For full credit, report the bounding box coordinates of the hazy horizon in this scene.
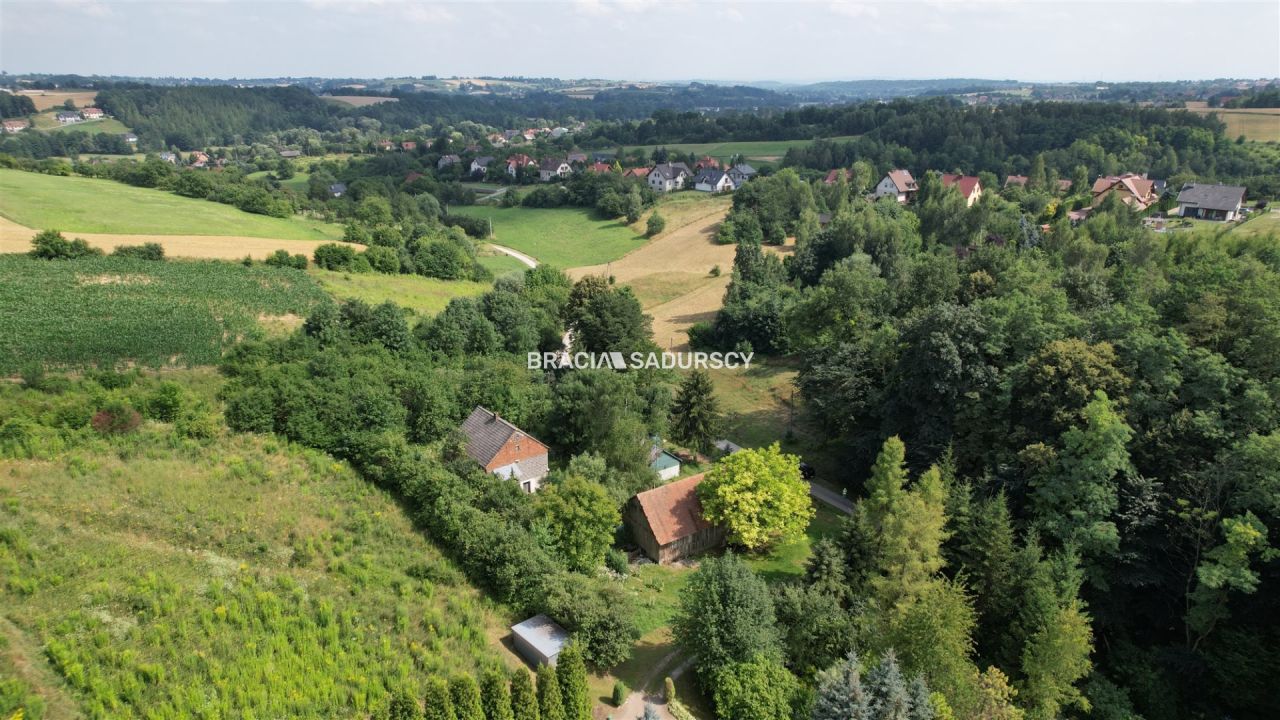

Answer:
[2,1,1277,83]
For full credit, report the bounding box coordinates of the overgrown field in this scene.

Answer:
[310,267,490,317]
[0,169,344,241]
[1182,103,1280,143]
[447,205,645,268]
[0,255,330,374]
[0,373,510,718]
[620,135,862,162]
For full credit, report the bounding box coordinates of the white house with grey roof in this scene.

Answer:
[1176,183,1247,222]
[459,406,549,493]
[727,163,757,187]
[648,162,692,192]
[694,168,735,193]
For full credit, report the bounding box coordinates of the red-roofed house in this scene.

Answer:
[1091,173,1157,210]
[623,167,651,179]
[625,473,725,564]
[824,168,851,185]
[459,406,550,493]
[2,119,29,134]
[1004,175,1029,188]
[506,153,536,178]
[873,169,919,203]
[80,107,105,120]
[400,141,418,152]
[586,161,613,174]
[941,174,984,206]
[375,140,394,151]
[695,156,722,171]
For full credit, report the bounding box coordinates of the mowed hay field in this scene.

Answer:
[0,382,513,717]
[31,113,131,136]
[16,89,98,111]
[0,254,330,373]
[0,169,345,243]
[1182,102,1280,143]
[568,194,790,350]
[447,205,646,268]
[320,95,400,107]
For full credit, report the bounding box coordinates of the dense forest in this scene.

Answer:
[691,169,1280,718]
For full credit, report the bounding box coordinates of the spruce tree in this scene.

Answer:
[510,669,539,720]
[812,651,870,720]
[906,675,935,720]
[556,643,591,720]
[480,669,515,720]
[536,664,566,720]
[423,675,457,720]
[386,689,424,720]
[451,675,486,720]
[865,651,911,720]
[670,369,722,455]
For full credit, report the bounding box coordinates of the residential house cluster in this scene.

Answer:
[55,107,106,124]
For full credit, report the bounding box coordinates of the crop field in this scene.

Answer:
[15,90,98,111]
[0,375,511,718]
[447,205,646,268]
[1181,103,1280,143]
[0,255,330,374]
[320,95,399,107]
[621,135,862,163]
[0,169,344,241]
[310,268,490,318]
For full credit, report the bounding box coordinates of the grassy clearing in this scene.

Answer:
[476,251,531,276]
[447,205,646,268]
[0,169,344,241]
[0,255,329,374]
[247,169,311,194]
[0,373,510,718]
[1230,210,1280,238]
[310,267,490,318]
[38,117,131,136]
[621,136,862,163]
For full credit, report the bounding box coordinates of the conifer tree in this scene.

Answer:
[423,676,456,720]
[387,689,424,720]
[451,675,486,720]
[812,651,870,720]
[536,664,566,720]
[670,369,722,455]
[555,643,591,720]
[865,651,912,720]
[510,670,539,720]
[480,669,515,720]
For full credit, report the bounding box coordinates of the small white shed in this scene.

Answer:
[510,614,569,667]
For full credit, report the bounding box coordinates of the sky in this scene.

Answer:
[1,0,1278,83]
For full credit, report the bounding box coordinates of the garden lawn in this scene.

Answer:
[0,169,344,241]
[310,268,490,318]
[447,205,646,268]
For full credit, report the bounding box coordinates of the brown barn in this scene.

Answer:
[625,473,725,564]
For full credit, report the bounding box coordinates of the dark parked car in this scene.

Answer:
[799,461,816,480]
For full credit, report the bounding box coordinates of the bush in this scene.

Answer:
[612,680,628,707]
[313,243,358,271]
[265,249,308,270]
[175,405,219,439]
[363,246,401,274]
[91,399,142,435]
[664,677,676,703]
[112,243,166,261]
[646,212,666,237]
[709,265,721,277]
[605,548,629,577]
[145,381,185,422]
[30,229,102,260]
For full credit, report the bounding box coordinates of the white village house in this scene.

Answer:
[539,158,572,182]
[693,168,735,193]
[648,162,692,192]
[874,169,919,203]
[1176,183,1247,222]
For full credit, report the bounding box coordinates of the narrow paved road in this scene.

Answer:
[809,481,854,515]
[486,242,538,269]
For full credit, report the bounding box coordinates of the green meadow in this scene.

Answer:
[447,205,646,268]
[310,267,491,318]
[0,169,344,240]
[621,135,863,162]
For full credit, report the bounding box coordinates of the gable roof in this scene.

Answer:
[540,157,569,172]
[652,162,691,180]
[694,168,729,185]
[1176,183,1247,211]
[1092,173,1155,200]
[632,473,714,546]
[824,168,851,185]
[459,406,547,468]
[885,169,917,192]
[624,167,651,178]
[1004,175,1029,187]
[941,173,982,199]
[729,163,757,177]
[473,156,495,167]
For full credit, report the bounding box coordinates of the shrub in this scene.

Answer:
[145,381,185,422]
[612,680,627,707]
[363,246,401,274]
[605,548,629,577]
[709,265,721,277]
[313,243,358,271]
[176,404,219,439]
[646,212,666,237]
[664,677,676,703]
[91,399,142,435]
[30,229,102,260]
[265,249,308,270]
[112,243,166,261]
